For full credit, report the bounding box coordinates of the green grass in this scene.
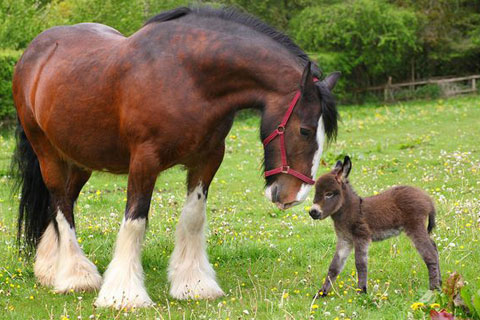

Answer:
[0,95,479,319]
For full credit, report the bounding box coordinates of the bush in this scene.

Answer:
[0,50,22,120]
[289,0,420,100]
[0,0,44,50]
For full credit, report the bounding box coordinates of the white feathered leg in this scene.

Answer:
[95,218,153,309]
[168,184,224,299]
[34,222,58,286]
[54,211,102,292]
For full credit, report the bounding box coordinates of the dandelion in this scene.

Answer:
[411,302,425,310]
[430,303,440,309]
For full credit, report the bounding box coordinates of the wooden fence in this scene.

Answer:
[360,75,480,101]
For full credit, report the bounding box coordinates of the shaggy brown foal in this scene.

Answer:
[309,156,441,297]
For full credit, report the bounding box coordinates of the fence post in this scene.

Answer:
[473,78,476,92]
[384,77,392,102]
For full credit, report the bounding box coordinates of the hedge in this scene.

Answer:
[0,50,22,120]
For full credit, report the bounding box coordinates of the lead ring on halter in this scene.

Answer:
[262,78,320,185]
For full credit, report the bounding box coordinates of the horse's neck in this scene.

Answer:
[187,59,301,129]
[185,40,302,112]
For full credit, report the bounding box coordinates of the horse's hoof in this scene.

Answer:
[94,294,154,309]
[53,260,102,293]
[169,272,224,300]
[95,281,154,309]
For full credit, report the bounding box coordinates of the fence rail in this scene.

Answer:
[360,75,480,101]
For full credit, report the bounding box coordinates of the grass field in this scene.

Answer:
[0,95,479,319]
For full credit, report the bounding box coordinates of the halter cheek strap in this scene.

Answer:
[262,78,320,185]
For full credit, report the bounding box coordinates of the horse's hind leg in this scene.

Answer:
[95,148,158,308]
[406,227,441,290]
[53,165,102,293]
[169,146,225,300]
[35,157,101,292]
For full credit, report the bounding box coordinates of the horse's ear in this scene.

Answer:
[342,156,352,179]
[300,61,315,93]
[323,71,341,91]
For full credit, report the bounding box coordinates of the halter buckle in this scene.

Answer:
[281,165,290,173]
[277,125,285,134]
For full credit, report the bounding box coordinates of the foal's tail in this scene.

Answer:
[427,208,436,234]
[11,120,51,253]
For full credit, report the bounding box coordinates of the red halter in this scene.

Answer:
[262,78,320,185]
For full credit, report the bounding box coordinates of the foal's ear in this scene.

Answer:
[332,160,343,174]
[342,156,352,179]
[300,61,315,93]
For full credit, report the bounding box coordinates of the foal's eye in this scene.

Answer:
[300,127,311,137]
[325,192,334,199]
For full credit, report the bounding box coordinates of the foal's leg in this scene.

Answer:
[431,240,442,286]
[354,238,370,293]
[35,156,101,292]
[318,236,353,297]
[169,147,225,300]
[406,227,441,290]
[95,150,158,308]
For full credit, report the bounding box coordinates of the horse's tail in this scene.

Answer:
[11,120,51,253]
[427,207,436,234]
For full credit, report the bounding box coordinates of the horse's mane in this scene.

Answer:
[145,7,319,75]
[145,6,337,142]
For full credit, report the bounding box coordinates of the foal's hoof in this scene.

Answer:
[356,287,367,294]
[313,290,328,299]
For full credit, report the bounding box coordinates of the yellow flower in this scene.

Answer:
[312,304,319,309]
[430,303,441,309]
[282,292,289,299]
[411,302,425,310]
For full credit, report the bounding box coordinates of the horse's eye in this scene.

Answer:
[325,192,334,199]
[300,127,311,137]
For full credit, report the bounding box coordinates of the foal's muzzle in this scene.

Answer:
[309,205,323,220]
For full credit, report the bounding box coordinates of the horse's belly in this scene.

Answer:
[39,103,131,172]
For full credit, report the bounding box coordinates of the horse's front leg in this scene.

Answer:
[95,150,159,309]
[169,146,225,300]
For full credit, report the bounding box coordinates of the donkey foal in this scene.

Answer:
[309,156,441,297]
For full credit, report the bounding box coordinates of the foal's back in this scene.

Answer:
[363,186,435,239]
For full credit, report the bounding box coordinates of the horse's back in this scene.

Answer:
[13,23,130,172]
[14,22,125,116]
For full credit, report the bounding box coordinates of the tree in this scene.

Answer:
[289,0,419,91]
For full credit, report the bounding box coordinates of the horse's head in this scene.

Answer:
[261,62,340,209]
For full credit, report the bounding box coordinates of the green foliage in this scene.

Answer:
[290,0,419,93]
[0,0,44,49]
[401,0,480,78]
[0,50,22,120]
[461,281,480,319]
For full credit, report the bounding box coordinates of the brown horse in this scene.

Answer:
[12,7,339,308]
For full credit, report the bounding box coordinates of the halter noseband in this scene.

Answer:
[262,78,320,185]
